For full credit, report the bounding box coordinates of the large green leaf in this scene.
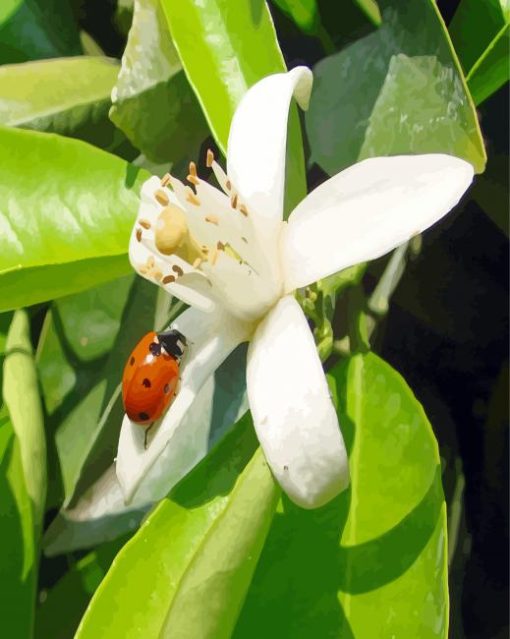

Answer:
[306,0,486,175]
[0,56,134,152]
[235,353,448,638]
[76,420,279,638]
[270,0,318,33]
[160,0,306,213]
[0,126,148,311]
[0,0,81,64]
[449,0,509,105]
[0,410,37,638]
[110,0,208,164]
[3,309,46,528]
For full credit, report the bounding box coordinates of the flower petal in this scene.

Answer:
[227,66,313,221]
[116,306,249,501]
[282,154,474,291]
[247,295,349,508]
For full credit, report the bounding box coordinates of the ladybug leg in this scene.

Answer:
[144,422,154,450]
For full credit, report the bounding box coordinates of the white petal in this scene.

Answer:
[117,306,249,501]
[282,154,474,291]
[227,66,313,221]
[247,296,349,508]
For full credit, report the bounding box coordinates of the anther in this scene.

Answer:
[189,161,197,177]
[139,219,151,229]
[154,189,170,206]
[206,149,214,168]
[161,173,171,187]
[136,228,142,242]
[226,179,232,191]
[205,214,219,225]
[162,274,176,284]
[192,257,202,269]
[239,204,248,217]
[241,236,248,243]
[230,193,238,209]
[153,269,163,281]
[147,256,155,269]
[172,265,184,277]
[186,174,200,186]
[209,246,219,266]
[217,241,225,251]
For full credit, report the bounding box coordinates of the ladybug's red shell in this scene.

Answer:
[122,331,179,426]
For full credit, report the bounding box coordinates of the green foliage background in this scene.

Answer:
[0,0,507,637]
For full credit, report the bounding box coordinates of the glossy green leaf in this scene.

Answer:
[36,537,128,639]
[0,0,81,64]
[306,0,486,175]
[449,0,509,105]
[110,0,208,164]
[0,410,37,638]
[76,420,279,638]
[271,0,318,33]
[3,310,47,528]
[0,126,148,312]
[160,0,307,213]
[0,56,132,152]
[235,353,447,638]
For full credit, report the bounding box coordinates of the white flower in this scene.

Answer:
[117,66,473,509]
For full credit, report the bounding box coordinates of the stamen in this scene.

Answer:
[172,265,184,277]
[217,241,225,251]
[205,214,219,225]
[189,161,197,177]
[139,265,148,275]
[239,204,248,217]
[162,274,175,284]
[147,256,155,269]
[161,173,171,187]
[153,269,163,282]
[154,189,170,206]
[186,174,200,186]
[136,228,142,242]
[241,236,248,243]
[192,257,202,269]
[206,149,214,168]
[209,246,219,266]
[230,193,238,209]
[139,219,151,229]
[186,188,201,206]
[226,179,232,191]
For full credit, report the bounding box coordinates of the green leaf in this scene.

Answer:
[36,536,128,639]
[306,0,486,175]
[0,56,133,152]
[0,126,148,312]
[3,310,47,529]
[0,410,37,638]
[235,353,447,638]
[110,0,208,164]
[0,0,82,64]
[76,420,279,638]
[449,0,509,105]
[270,0,318,33]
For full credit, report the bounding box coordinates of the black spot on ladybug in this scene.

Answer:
[130,356,135,366]
[142,378,152,388]
[139,412,150,421]
[163,383,170,394]
[149,342,161,356]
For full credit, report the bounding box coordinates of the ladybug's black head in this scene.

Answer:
[157,329,187,361]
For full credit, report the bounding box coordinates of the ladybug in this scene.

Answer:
[122,329,187,430]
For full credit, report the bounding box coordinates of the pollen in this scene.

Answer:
[205,214,219,225]
[154,189,170,206]
[139,219,151,229]
[206,149,214,168]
